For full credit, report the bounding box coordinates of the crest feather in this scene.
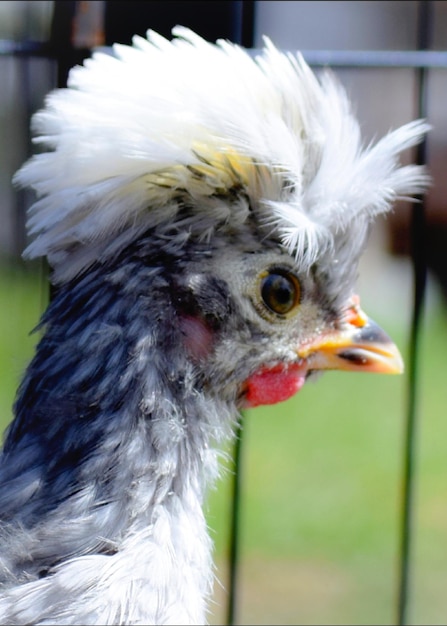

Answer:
[14,27,429,282]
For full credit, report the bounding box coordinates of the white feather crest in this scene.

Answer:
[14,26,430,281]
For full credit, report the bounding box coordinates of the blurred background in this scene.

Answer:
[0,2,446,624]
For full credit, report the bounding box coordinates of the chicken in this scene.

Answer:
[0,27,428,625]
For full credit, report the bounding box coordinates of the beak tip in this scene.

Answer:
[304,314,405,377]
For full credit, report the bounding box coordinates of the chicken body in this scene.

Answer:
[0,28,428,624]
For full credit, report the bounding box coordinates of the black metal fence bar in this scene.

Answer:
[397,5,432,624]
[0,40,52,56]
[295,49,447,69]
[2,39,447,69]
[247,48,447,69]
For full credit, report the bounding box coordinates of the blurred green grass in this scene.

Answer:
[0,262,446,625]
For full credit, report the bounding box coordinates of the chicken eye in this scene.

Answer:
[260,270,300,316]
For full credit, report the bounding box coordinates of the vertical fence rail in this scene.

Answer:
[397,3,432,624]
[226,413,245,626]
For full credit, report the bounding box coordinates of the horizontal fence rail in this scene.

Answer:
[2,39,447,68]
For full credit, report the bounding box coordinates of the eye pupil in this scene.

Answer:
[261,271,300,315]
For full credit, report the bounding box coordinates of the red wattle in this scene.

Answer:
[242,364,307,408]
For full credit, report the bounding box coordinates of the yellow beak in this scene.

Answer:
[299,301,403,375]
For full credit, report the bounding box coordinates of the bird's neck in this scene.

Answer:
[84,419,219,624]
[3,264,235,623]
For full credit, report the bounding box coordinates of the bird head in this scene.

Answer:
[14,27,429,411]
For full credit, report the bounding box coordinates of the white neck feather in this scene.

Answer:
[0,445,219,625]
